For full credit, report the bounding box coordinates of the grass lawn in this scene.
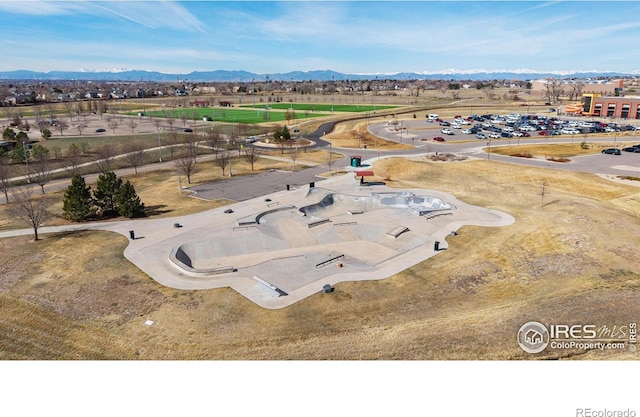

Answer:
[239,103,399,112]
[132,107,330,124]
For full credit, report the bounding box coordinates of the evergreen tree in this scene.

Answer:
[116,181,145,218]
[10,141,27,164]
[93,171,122,216]
[272,125,291,141]
[2,127,16,141]
[63,174,93,221]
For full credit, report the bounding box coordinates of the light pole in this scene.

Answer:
[157,127,163,162]
[23,141,30,183]
[331,75,335,113]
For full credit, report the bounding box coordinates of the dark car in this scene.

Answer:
[622,147,640,153]
[224,208,234,213]
[184,128,193,133]
[95,128,106,133]
[602,148,621,155]
[439,121,450,126]
[501,132,513,138]
[522,132,531,137]
[433,136,445,142]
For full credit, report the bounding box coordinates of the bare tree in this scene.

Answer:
[127,118,138,133]
[0,156,11,203]
[290,145,299,168]
[568,81,585,101]
[7,188,48,241]
[183,132,199,159]
[166,115,176,131]
[175,153,199,184]
[64,101,75,122]
[124,142,146,174]
[30,145,52,194]
[166,131,182,159]
[107,117,119,134]
[244,145,260,171]
[214,150,229,176]
[94,143,118,174]
[540,179,548,207]
[284,109,296,125]
[65,143,83,175]
[75,121,86,135]
[45,102,57,122]
[56,119,68,136]
[205,127,223,153]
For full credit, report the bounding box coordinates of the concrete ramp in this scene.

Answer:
[386,225,409,238]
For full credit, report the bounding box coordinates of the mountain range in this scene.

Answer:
[0,69,636,82]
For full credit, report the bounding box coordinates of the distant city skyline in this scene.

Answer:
[1,1,639,75]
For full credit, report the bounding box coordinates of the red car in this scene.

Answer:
[433,136,445,142]
[538,131,549,136]
[522,132,531,137]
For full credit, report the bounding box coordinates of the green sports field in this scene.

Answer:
[133,107,330,124]
[239,103,398,112]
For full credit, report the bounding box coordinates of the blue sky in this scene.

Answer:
[1,1,639,75]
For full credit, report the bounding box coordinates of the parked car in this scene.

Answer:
[501,132,513,138]
[521,132,531,137]
[433,136,445,142]
[439,121,450,126]
[489,133,500,139]
[461,129,473,134]
[476,133,486,139]
[95,128,106,133]
[538,131,549,136]
[441,128,454,135]
[622,147,640,153]
[602,148,621,155]
[184,128,194,133]
[512,131,523,137]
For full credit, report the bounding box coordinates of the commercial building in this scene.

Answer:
[581,94,640,119]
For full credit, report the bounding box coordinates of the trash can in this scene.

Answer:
[434,241,440,251]
[309,182,315,188]
[286,184,290,191]
[129,230,135,240]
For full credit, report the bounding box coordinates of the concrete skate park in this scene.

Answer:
[123,167,514,309]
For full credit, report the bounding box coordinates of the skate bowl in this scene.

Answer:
[169,189,455,276]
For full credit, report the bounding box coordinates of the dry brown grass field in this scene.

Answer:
[2,144,639,359]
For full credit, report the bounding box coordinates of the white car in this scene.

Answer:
[441,128,454,135]
[512,131,524,137]
[461,129,473,134]
[489,133,500,139]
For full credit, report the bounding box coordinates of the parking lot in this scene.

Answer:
[374,112,640,146]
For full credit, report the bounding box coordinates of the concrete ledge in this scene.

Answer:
[253,275,288,297]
